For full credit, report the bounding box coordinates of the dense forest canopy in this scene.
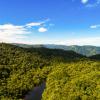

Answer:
[0,43,100,100]
[13,43,100,56]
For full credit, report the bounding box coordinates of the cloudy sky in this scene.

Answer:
[0,0,100,46]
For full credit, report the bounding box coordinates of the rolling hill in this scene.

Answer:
[0,43,100,100]
[13,43,100,56]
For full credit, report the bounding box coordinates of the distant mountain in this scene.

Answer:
[13,43,100,56]
[8,43,84,61]
[89,54,100,60]
[12,43,44,48]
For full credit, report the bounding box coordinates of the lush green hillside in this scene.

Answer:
[0,43,85,100]
[0,43,100,100]
[89,54,100,60]
[43,45,100,57]
[42,60,100,100]
[13,44,100,56]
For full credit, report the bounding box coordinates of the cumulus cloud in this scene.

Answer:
[0,24,30,35]
[0,24,30,43]
[81,0,88,4]
[38,27,47,32]
[90,24,100,29]
[0,19,51,43]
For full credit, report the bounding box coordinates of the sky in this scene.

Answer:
[0,0,100,46]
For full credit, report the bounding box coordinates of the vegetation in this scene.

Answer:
[13,44,100,56]
[42,60,100,100]
[89,54,100,60]
[0,43,100,100]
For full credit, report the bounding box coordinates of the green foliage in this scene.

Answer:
[42,61,100,100]
[0,43,100,100]
[89,54,100,60]
[0,43,52,99]
[14,44,100,56]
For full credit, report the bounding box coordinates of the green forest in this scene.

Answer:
[0,43,100,100]
[13,44,100,57]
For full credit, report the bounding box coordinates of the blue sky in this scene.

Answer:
[0,0,100,46]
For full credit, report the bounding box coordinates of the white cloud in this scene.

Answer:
[90,24,100,29]
[25,37,100,46]
[48,37,100,46]
[0,24,30,35]
[0,18,52,43]
[86,0,100,7]
[81,0,88,4]
[79,0,100,7]
[26,22,42,28]
[26,18,50,28]
[65,37,100,46]
[0,24,31,43]
[38,27,47,32]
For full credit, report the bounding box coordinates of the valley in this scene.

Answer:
[0,43,100,100]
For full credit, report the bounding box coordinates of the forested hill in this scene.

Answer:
[89,54,100,60]
[0,43,100,100]
[13,43,100,56]
[44,45,100,57]
[0,43,85,63]
[0,43,85,99]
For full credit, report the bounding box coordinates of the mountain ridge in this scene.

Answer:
[12,43,100,56]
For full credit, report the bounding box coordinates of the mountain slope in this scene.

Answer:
[89,54,100,60]
[13,44,100,56]
[42,60,100,100]
[0,43,85,100]
[44,45,100,56]
[0,43,100,100]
